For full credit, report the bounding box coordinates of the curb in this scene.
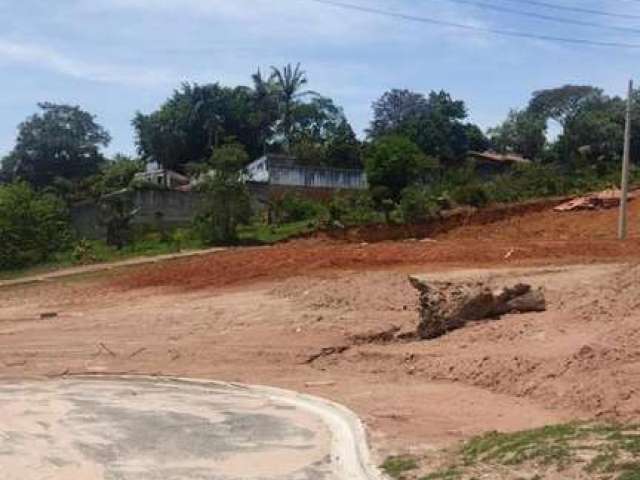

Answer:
[66,374,388,480]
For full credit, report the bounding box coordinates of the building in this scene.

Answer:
[134,162,190,190]
[246,154,367,190]
[468,151,531,177]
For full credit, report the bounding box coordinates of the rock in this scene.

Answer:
[409,276,546,340]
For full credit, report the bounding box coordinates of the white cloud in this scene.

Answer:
[84,0,494,48]
[0,39,175,87]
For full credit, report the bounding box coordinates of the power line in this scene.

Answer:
[432,0,640,35]
[308,0,640,48]
[500,0,640,20]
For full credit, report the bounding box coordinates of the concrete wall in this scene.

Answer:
[130,190,205,225]
[269,165,367,189]
[70,190,206,240]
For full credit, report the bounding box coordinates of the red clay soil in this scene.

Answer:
[114,199,640,291]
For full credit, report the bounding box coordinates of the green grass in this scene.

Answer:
[0,220,318,280]
[0,231,203,280]
[462,423,580,469]
[403,423,640,480]
[380,456,419,479]
[237,219,319,244]
[420,467,462,479]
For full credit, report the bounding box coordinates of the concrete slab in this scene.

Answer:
[0,377,383,480]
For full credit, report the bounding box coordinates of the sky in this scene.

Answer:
[0,0,639,157]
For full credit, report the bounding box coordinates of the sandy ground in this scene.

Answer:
[3,202,640,463]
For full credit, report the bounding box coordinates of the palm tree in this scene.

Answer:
[270,63,316,151]
[251,69,278,154]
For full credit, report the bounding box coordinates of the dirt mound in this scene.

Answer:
[308,264,640,422]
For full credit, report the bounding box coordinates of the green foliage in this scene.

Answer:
[489,109,547,160]
[133,83,267,169]
[419,468,462,480]
[10,103,111,188]
[380,456,419,479]
[194,145,252,245]
[99,194,140,249]
[451,183,490,208]
[270,193,326,224]
[290,96,362,167]
[528,84,603,131]
[237,220,318,244]
[399,185,439,223]
[365,135,438,199]
[328,191,380,226]
[93,155,144,195]
[369,89,486,166]
[463,423,579,468]
[0,182,71,270]
[270,62,315,149]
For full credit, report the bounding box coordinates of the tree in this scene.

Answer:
[250,69,279,154]
[489,109,547,160]
[99,194,140,249]
[0,153,18,184]
[133,83,262,171]
[289,96,361,167]
[325,121,362,168]
[194,145,252,245]
[270,63,316,149]
[528,85,603,134]
[10,103,111,188]
[368,89,430,138]
[0,182,70,269]
[364,135,438,199]
[93,155,144,196]
[368,89,482,166]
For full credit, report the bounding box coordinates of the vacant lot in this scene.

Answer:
[3,201,640,478]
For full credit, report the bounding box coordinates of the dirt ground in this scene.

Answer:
[3,201,640,466]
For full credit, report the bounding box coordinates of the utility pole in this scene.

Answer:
[618,79,634,240]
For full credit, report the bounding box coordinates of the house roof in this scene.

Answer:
[468,151,531,165]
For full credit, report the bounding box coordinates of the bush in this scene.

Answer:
[328,191,380,226]
[0,182,71,270]
[194,144,252,245]
[452,183,490,208]
[271,193,325,224]
[365,135,439,199]
[399,185,439,223]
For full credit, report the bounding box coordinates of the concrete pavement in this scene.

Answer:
[0,376,385,480]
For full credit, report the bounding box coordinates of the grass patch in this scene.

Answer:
[381,455,419,479]
[237,220,319,244]
[462,423,580,469]
[420,467,462,479]
[405,423,640,480]
[0,231,203,280]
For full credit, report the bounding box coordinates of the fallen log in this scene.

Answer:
[409,276,546,340]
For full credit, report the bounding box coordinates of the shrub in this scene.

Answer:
[328,191,380,226]
[365,135,439,199]
[399,185,439,223]
[194,145,252,245]
[271,193,325,224]
[452,183,490,208]
[0,182,71,270]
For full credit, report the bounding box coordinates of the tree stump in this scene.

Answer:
[409,276,546,340]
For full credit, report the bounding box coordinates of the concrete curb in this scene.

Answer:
[69,375,388,480]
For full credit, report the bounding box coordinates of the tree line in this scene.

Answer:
[1,63,639,270]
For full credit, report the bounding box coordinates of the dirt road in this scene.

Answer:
[3,202,640,463]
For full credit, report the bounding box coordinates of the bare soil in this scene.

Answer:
[4,201,640,467]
